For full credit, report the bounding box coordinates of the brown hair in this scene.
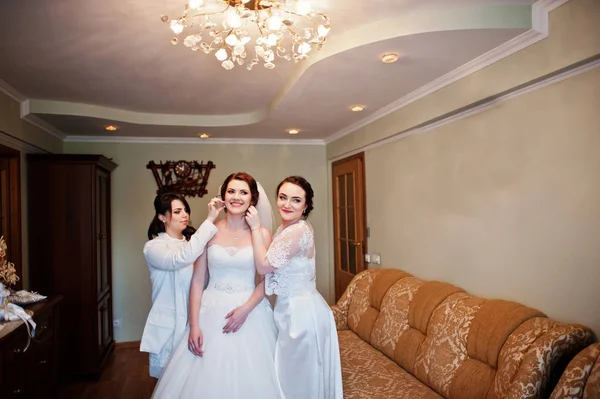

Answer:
[220,172,259,208]
[276,176,314,218]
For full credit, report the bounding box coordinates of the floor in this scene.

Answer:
[59,345,156,399]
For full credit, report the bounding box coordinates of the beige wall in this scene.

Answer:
[64,141,329,342]
[365,66,600,335]
[327,0,600,336]
[0,92,63,288]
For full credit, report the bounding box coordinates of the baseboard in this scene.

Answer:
[114,340,141,349]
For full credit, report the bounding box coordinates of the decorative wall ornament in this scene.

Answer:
[147,160,216,197]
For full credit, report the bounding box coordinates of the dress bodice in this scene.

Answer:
[206,244,256,293]
[266,220,317,296]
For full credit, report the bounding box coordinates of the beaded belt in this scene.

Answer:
[212,282,254,293]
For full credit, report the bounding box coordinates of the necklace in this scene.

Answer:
[231,227,247,241]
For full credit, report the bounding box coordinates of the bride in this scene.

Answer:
[151,172,283,399]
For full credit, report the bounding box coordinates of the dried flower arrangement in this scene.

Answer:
[0,236,19,288]
[0,235,19,318]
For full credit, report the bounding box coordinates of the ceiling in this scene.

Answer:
[0,0,541,143]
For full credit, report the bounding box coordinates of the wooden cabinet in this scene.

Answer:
[27,154,117,378]
[0,296,63,398]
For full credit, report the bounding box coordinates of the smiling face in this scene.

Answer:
[160,199,189,237]
[224,179,252,216]
[276,182,307,225]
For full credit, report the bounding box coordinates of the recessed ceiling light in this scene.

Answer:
[105,125,118,131]
[288,129,299,135]
[381,53,399,64]
[350,105,365,112]
[198,133,210,139]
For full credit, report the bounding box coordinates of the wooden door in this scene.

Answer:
[0,145,22,290]
[332,153,367,301]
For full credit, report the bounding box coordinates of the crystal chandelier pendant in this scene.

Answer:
[161,0,331,70]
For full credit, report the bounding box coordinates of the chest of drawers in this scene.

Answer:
[0,296,62,398]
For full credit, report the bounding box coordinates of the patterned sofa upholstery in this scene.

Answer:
[550,343,600,399]
[331,269,593,399]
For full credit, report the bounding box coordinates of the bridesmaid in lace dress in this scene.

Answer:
[247,176,343,399]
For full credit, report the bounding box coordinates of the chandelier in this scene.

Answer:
[162,0,331,70]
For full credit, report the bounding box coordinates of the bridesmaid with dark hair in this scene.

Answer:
[141,192,224,378]
[247,176,343,399]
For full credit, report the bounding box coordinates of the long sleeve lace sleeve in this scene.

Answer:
[266,221,313,269]
[143,219,218,271]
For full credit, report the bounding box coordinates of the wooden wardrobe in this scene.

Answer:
[27,154,117,378]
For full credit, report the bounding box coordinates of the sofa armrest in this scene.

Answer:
[331,304,348,331]
[496,320,593,399]
[330,270,374,332]
[550,343,600,399]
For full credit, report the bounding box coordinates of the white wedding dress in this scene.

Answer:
[152,244,283,399]
[266,220,343,399]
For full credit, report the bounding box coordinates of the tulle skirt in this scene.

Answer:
[151,288,283,399]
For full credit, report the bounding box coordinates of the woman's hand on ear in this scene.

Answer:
[207,197,226,222]
[245,206,261,231]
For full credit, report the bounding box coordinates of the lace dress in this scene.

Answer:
[152,244,283,399]
[266,220,343,399]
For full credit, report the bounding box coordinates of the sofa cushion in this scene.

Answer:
[467,299,545,369]
[347,269,409,343]
[550,343,600,399]
[338,330,443,399]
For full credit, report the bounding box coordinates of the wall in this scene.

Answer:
[64,141,329,342]
[365,66,600,334]
[327,0,600,336]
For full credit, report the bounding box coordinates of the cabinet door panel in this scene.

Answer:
[97,293,113,358]
[1,334,31,397]
[96,170,110,299]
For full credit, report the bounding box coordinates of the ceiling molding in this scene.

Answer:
[532,0,570,34]
[20,100,67,140]
[2,2,551,143]
[0,86,67,140]
[0,80,27,103]
[18,4,532,129]
[269,4,533,111]
[324,0,565,144]
[26,100,269,127]
[330,55,599,162]
[63,135,326,146]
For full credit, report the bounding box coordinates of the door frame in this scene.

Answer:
[330,152,368,302]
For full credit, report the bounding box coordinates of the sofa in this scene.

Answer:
[331,269,593,399]
[549,343,600,399]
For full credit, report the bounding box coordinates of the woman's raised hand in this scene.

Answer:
[207,197,226,222]
[244,206,261,231]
